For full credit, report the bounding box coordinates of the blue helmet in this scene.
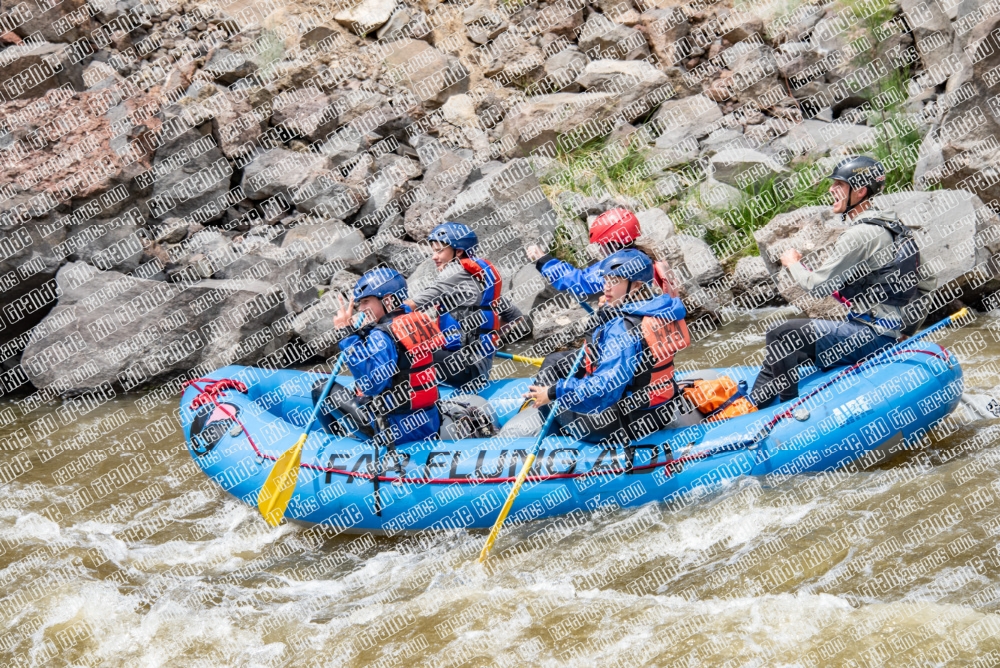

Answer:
[354,268,407,302]
[600,249,654,284]
[428,222,478,253]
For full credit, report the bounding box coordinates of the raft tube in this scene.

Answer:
[180,342,962,532]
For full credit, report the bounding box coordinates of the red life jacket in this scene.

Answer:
[459,256,504,343]
[624,315,691,408]
[374,311,445,412]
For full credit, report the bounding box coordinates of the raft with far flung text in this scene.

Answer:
[180,341,962,533]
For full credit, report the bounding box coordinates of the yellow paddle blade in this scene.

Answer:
[479,453,536,563]
[257,433,308,527]
[951,307,969,322]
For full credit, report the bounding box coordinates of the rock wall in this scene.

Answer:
[1,0,1000,396]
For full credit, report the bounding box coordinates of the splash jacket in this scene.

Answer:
[555,294,687,415]
[337,306,444,443]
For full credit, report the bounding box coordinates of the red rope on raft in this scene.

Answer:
[181,346,949,485]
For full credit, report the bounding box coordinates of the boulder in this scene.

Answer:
[149,110,232,222]
[1,0,96,42]
[542,48,589,92]
[638,9,689,68]
[403,140,477,239]
[464,1,508,44]
[475,30,544,82]
[241,148,360,218]
[917,13,1000,205]
[675,234,724,286]
[633,207,675,258]
[501,92,621,154]
[772,119,871,159]
[652,94,723,150]
[271,87,337,143]
[731,255,777,297]
[442,159,559,280]
[577,14,649,60]
[336,0,397,34]
[722,43,781,104]
[203,48,257,86]
[530,302,591,341]
[574,59,668,102]
[710,149,788,191]
[292,290,343,358]
[212,92,265,159]
[382,39,469,108]
[20,263,291,392]
[0,41,85,99]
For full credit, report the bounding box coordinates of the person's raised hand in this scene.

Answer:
[333,294,355,329]
[525,244,546,262]
[780,248,803,267]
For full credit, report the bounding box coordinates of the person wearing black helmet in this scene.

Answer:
[402,222,526,392]
[749,155,935,408]
[523,249,689,443]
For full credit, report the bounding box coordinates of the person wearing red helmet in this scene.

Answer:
[526,208,675,300]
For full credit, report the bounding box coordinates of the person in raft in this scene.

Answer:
[525,208,676,300]
[749,155,934,408]
[522,249,690,444]
[330,267,445,444]
[401,222,526,392]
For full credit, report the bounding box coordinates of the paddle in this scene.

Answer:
[479,344,587,562]
[258,352,348,527]
[496,351,544,366]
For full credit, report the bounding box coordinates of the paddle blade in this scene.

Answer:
[479,453,536,563]
[257,433,308,527]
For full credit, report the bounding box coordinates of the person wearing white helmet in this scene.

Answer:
[749,155,936,408]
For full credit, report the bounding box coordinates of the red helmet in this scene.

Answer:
[590,208,641,246]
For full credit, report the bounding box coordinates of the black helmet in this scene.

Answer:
[829,155,886,198]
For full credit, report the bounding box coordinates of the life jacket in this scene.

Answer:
[681,377,757,421]
[835,216,921,312]
[460,256,504,354]
[373,309,445,413]
[623,314,691,409]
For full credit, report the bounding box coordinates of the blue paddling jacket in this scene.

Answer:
[556,294,687,414]
[535,253,604,300]
[337,306,441,444]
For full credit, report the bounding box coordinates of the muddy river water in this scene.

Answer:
[4,310,1000,666]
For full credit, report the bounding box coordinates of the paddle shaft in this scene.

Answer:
[479,345,587,562]
[257,353,347,526]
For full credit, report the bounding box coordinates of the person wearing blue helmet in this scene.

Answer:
[328,267,446,444]
[523,249,690,444]
[402,221,526,392]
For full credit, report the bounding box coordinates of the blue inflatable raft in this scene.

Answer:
[180,341,962,533]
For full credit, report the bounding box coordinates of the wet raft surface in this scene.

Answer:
[3,311,1000,666]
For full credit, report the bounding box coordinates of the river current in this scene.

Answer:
[3,310,1000,667]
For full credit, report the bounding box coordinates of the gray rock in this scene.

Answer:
[292,290,343,357]
[638,9,689,68]
[577,14,649,60]
[731,256,774,296]
[403,142,477,239]
[475,30,544,81]
[336,0,397,34]
[0,41,85,99]
[204,48,257,86]
[530,302,591,341]
[633,207,675,259]
[149,111,232,222]
[699,177,747,210]
[710,149,788,191]
[543,48,589,92]
[382,39,469,108]
[501,91,621,154]
[241,148,360,218]
[652,94,723,150]
[21,263,291,392]
[772,119,871,159]
[575,59,668,101]
[271,87,337,143]
[443,159,558,281]
[675,234,724,286]
[723,43,781,104]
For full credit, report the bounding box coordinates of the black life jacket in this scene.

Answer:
[622,314,691,409]
[836,216,921,310]
[372,309,445,414]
